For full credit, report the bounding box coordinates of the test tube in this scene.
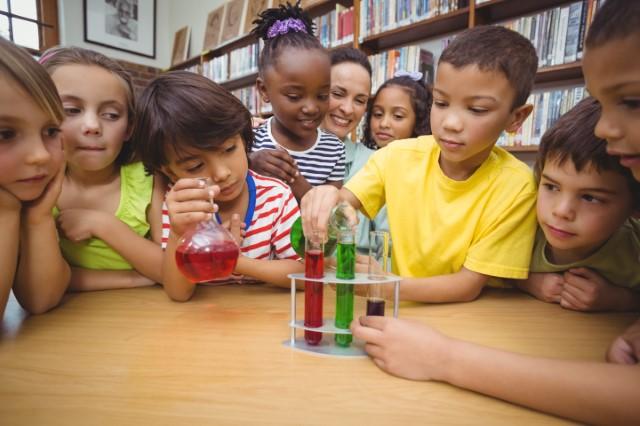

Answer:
[367,231,390,316]
[304,233,324,345]
[334,229,355,347]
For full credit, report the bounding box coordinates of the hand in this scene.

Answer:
[249,149,298,184]
[166,178,219,237]
[251,116,267,128]
[350,316,452,381]
[561,267,632,312]
[22,161,66,224]
[221,213,246,246]
[519,272,564,303]
[56,208,110,242]
[607,318,640,365]
[0,186,21,212]
[300,185,340,242]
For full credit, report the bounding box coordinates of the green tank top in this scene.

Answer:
[55,162,153,270]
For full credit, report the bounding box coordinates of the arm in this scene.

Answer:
[13,164,70,314]
[0,189,21,318]
[515,272,565,303]
[398,267,489,303]
[235,256,304,288]
[352,316,640,425]
[68,268,155,292]
[561,267,640,312]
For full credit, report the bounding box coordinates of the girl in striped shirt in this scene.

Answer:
[132,72,303,302]
[249,2,346,202]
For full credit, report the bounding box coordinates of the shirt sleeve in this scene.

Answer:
[272,188,301,260]
[344,147,387,220]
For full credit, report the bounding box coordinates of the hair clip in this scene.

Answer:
[394,70,423,82]
[38,51,57,64]
[267,18,307,39]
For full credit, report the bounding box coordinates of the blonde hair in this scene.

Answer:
[0,37,64,125]
[40,46,137,164]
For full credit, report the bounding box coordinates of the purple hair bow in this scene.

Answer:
[267,18,308,39]
[394,70,423,81]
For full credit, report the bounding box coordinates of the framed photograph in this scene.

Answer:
[203,5,225,51]
[171,26,191,66]
[84,0,156,58]
[220,0,245,44]
[243,0,269,35]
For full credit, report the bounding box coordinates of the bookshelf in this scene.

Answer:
[169,0,601,151]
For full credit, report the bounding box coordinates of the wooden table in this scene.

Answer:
[0,285,635,425]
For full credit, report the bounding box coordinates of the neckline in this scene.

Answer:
[215,172,256,231]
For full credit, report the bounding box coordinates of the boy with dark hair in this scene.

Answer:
[132,72,303,301]
[518,97,640,311]
[302,25,538,303]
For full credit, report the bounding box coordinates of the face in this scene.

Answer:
[51,65,130,173]
[584,35,640,181]
[0,74,63,201]
[162,134,248,206]
[370,85,416,148]
[431,63,530,179]
[118,1,132,24]
[537,157,633,264]
[257,48,331,144]
[322,62,371,140]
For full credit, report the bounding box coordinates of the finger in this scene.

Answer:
[169,200,215,215]
[567,267,594,279]
[261,160,298,182]
[560,289,587,311]
[562,278,590,301]
[372,356,386,371]
[172,178,211,191]
[350,318,385,344]
[358,314,390,330]
[606,338,637,365]
[364,343,384,359]
[173,211,212,225]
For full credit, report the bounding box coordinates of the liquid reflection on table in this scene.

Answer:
[0,285,635,425]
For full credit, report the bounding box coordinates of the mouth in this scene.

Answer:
[608,150,640,168]
[78,146,106,151]
[299,117,320,129]
[374,132,394,142]
[219,182,237,196]
[18,174,48,184]
[544,224,577,239]
[439,138,464,150]
[329,114,351,128]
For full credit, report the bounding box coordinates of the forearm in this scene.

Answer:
[291,177,313,203]
[443,338,640,424]
[235,256,304,288]
[400,268,488,303]
[68,268,155,291]
[0,210,20,318]
[162,233,196,302]
[14,216,70,314]
[94,219,163,283]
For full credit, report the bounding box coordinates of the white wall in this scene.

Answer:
[57,0,171,68]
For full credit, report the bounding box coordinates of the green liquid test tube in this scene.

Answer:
[335,230,355,347]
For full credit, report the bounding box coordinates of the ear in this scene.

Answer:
[505,103,533,134]
[256,77,270,103]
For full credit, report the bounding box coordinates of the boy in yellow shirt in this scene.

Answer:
[301,25,538,303]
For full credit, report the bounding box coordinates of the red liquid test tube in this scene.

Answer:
[304,237,324,345]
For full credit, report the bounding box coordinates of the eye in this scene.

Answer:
[433,100,447,108]
[63,107,81,115]
[44,127,61,138]
[372,111,383,118]
[393,114,405,120]
[331,91,344,98]
[0,128,16,141]
[355,98,367,106]
[582,194,602,203]
[318,93,329,101]
[621,99,640,110]
[541,182,559,192]
[225,144,237,154]
[286,94,300,101]
[185,163,203,173]
[469,107,488,114]
[102,112,120,120]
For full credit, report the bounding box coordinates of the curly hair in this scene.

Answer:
[251,1,325,74]
[361,76,433,149]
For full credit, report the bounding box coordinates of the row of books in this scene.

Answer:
[186,42,260,84]
[497,86,586,147]
[314,5,355,48]
[500,0,603,68]
[231,86,272,117]
[359,0,466,39]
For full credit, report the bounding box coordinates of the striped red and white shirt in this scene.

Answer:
[162,171,300,265]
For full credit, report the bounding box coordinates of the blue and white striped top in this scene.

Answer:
[252,117,345,186]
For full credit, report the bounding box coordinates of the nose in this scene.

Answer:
[378,114,390,129]
[26,135,52,166]
[442,110,463,133]
[338,99,353,116]
[552,196,576,222]
[301,99,319,116]
[81,111,102,136]
[209,162,231,184]
[594,110,623,144]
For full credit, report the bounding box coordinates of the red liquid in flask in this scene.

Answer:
[175,240,239,282]
[304,249,324,345]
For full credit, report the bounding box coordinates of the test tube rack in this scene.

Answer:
[284,272,400,357]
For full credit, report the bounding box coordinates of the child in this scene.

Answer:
[518,97,640,312]
[248,2,345,202]
[40,47,164,291]
[353,72,433,254]
[350,1,640,424]
[0,38,69,316]
[132,72,303,302]
[302,25,538,303]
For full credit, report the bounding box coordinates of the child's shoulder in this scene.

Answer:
[250,170,295,198]
[488,147,536,184]
[317,128,345,149]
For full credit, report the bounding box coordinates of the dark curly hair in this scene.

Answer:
[251,1,325,75]
[361,76,433,149]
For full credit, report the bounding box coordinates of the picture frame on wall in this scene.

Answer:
[84,0,156,58]
[171,26,191,66]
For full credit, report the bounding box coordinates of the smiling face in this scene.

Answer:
[162,134,248,206]
[0,74,63,201]
[322,62,371,140]
[257,47,330,148]
[536,157,634,264]
[584,35,640,181]
[51,64,130,174]
[431,62,531,180]
[370,85,416,148]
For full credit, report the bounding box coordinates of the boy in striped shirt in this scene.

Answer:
[132,72,303,301]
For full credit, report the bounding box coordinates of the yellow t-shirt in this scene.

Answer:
[345,136,537,280]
